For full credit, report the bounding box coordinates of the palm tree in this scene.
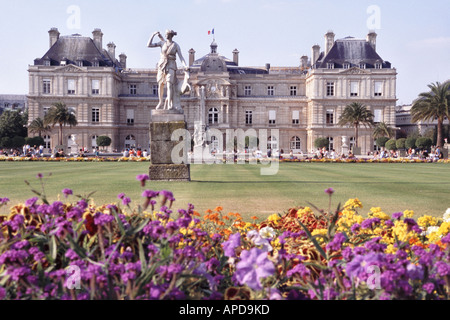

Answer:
[373,122,396,139]
[28,117,51,138]
[410,81,450,148]
[338,102,374,148]
[43,102,78,146]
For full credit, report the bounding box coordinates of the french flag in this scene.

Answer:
[208,28,214,35]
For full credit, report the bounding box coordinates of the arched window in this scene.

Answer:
[210,135,219,153]
[125,135,136,149]
[290,136,301,151]
[208,108,219,124]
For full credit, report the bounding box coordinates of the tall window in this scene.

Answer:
[350,81,359,97]
[350,137,356,150]
[327,137,334,151]
[43,79,51,94]
[374,81,383,96]
[208,108,219,124]
[67,79,76,95]
[129,84,137,95]
[92,135,98,148]
[92,80,100,95]
[92,107,100,123]
[326,82,335,96]
[326,109,334,125]
[244,86,252,96]
[290,136,301,150]
[267,136,278,150]
[245,110,253,125]
[125,135,136,149]
[290,86,297,96]
[127,109,135,125]
[269,110,276,125]
[267,86,274,96]
[44,135,51,149]
[374,109,382,123]
[152,84,159,96]
[292,110,300,124]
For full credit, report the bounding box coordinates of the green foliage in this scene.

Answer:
[11,135,26,148]
[314,137,329,149]
[376,137,389,148]
[25,136,45,147]
[396,138,406,150]
[0,136,12,148]
[97,136,112,148]
[0,110,27,139]
[385,139,397,151]
[405,137,417,149]
[416,137,433,150]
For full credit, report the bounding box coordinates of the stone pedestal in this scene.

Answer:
[149,110,191,181]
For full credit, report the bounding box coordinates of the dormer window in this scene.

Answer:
[359,62,366,69]
[76,58,83,67]
[343,63,350,69]
[93,58,100,67]
[375,62,382,69]
[327,62,334,69]
[44,59,51,66]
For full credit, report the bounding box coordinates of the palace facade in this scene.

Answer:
[27,28,397,155]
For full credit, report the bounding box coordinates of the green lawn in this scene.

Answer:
[0,161,449,220]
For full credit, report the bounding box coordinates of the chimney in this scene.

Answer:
[311,45,320,68]
[367,30,377,51]
[325,30,335,55]
[189,48,195,66]
[233,49,239,66]
[107,42,116,61]
[92,28,103,51]
[119,53,127,69]
[265,63,271,71]
[300,55,309,68]
[48,28,60,48]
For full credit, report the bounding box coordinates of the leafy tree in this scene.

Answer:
[416,137,433,150]
[314,137,329,149]
[385,139,397,151]
[405,137,417,150]
[0,137,12,148]
[43,102,78,146]
[411,81,450,148]
[97,136,112,150]
[376,137,389,148]
[373,122,396,139]
[396,138,406,150]
[338,102,374,147]
[28,117,51,138]
[0,110,27,139]
[25,136,45,147]
[11,136,26,148]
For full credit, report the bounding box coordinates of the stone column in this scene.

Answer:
[149,110,191,181]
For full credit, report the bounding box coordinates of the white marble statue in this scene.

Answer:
[147,29,189,111]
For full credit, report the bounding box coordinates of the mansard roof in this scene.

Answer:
[316,37,391,69]
[34,34,122,68]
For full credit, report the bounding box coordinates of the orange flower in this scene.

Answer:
[251,216,258,221]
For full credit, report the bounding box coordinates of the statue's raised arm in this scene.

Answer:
[147,31,164,48]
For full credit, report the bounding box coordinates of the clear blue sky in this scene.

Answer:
[0,0,448,105]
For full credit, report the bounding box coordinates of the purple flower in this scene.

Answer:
[122,197,131,206]
[36,173,43,179]
[25,197,39,207]
[235,248,275,291]
[423,282,435,294]
[0,197,10,205]
[141,190,159,210]
[0,287,6,300]
[361,218,381,230]
[136,174,149,187]
[62,188,73,198]
[326,232,347,252]
[117,193,126,200]
[392,212,403,220]
[351,223,361,234]
[160,190,175,208]
[324,188,334,195]
[435,261,450,276]
[222,233,241,258]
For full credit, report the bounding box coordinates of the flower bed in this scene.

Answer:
[1,154,449,163]
[0,175,449,300]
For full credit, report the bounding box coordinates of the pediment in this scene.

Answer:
[339,67,370,75]
[54,64,85,73]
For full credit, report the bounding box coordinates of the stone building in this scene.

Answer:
[27,28,397,155]
[0,95,27,114]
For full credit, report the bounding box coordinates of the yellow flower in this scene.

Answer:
[385,244,397,254]
[403,210,414,218]
[267,213,281,224]
[344,198,363,210]
[417,215,439,228]
[297,207,313,217]
[369,207,391,220]
[437,221,450,237]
